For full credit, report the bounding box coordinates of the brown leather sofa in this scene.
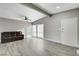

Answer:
[1,31,24,43]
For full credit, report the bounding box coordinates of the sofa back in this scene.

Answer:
[1,31,22,37]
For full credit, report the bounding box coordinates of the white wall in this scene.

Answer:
[0,18,31,42]
[32,8,79,47]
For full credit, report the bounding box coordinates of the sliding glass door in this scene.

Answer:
[32,24,44,38]
[32,25,37,37]
[37,24,44,38]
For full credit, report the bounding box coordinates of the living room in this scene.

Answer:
[0,3,79,56]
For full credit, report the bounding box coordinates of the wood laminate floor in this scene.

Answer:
[0,38,78,56]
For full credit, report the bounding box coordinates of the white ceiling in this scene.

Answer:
[0,3,79,22]
[0,3,46,22]
[33,3,79,14]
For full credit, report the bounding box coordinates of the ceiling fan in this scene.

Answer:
[23,16,31,22]
[24,16,28,20]
[17,13,31,21]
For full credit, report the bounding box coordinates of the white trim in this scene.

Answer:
[44,37,79,48]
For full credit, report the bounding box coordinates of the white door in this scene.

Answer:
[61,17,77,46]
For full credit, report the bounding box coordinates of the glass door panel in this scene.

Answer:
[32,25,37,37]
[37,24,44,38]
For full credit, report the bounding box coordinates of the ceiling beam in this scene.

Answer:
[21,3,52,17]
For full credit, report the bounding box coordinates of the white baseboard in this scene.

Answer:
[44,37,79,48]
[44,37,62,44]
